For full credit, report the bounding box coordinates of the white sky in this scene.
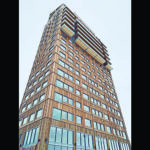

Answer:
[19,0,131,142]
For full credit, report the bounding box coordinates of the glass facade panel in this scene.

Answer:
[63,96,68,103]
[83,93,89,100]
[96,136,108,150]
[76,102,81,108]
[76,116,82,124]
[76,132,93,150]
[54,92,63,103]
[68,113,73,121]
[56,128,62,144]
[23,127,40,147]
[48,126,74,149]
[29,113,35,122]
[56,80,63,88]
[52,108,61,120]
[85,119,91,127]
[58,69,64,76]
[62,111,67,120]
[62,129,67,145]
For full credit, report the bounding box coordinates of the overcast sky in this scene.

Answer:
[19,0,131,142]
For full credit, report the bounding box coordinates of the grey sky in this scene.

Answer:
[19,0,131,142]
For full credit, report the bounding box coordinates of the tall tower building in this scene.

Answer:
[19,4,130,150]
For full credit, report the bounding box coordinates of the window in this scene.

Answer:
[28,84,32,89]
[69,51,74,56]
[75,50,79,54]
[104,114,109,120]
[58,59,65,67]
[85,119,91,127]
[106,126,111,133]
[88,71,91,76]
[81,54,85,59]
[75,70,80,76]
[100,94,105,99]
[75,79,80,85]
[42,80,48,88]
[39,75,43,81]
[54,92,62,103]
[99,85,103,90]
[87,65,90,69]
[35,71,40,76]
[21,106,26,113]
[30,90,35,97]
[54,92,73,105]
[49,46,54,52]
[76,116,82,124]
[76,89,81,96]
[39,93,45,101]
[48,126,74,149]
[30,75,35,81]
[83,93,89,100]
[61,38,66,44]
[56,79,63,88]
[41,66,45,72]
[68,57,73,63]
[76,63,79,68]
[113,128,116,135]
[81,60,85,64]
[82,83,88,89]
[101,124,105,131]
[81,67,86,72]
[36,109,43,119]
[84,105,90,112]
[76,102,81,109]
[75,56,79,60]
[69,98,73,105]
[48,53,53,59]
[63,96,68,103]
[62,111,67,120]
[33,80,37,86]
[23,127,40,148]
[29,113,35,122]
[52,108,61,120]
[68,44,73,49]
[59,51,66,58]
[22,117,28,125]
[98,78,102,83]
[46,60,51,67]
[68,113,73,121]
[76,132,93,150]
[36,86,41,93]
[95,136,108,150]
[69,86,73,92]
[45,70,50,76]
[27,103,32,110]
[93,122,105,132]
[60,44,66,51]
[82,74,87,80]
[102,103,107,109]
[57,69,64,77]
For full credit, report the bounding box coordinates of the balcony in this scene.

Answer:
[105,64,113,70]
[61,24,74,37]
[75,36,105,64]
[77,30,104,57]
[77,23,103,50]
[62,11,75,23]
[61,20,74,30]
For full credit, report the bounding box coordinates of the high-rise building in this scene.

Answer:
[19,4,130,150]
